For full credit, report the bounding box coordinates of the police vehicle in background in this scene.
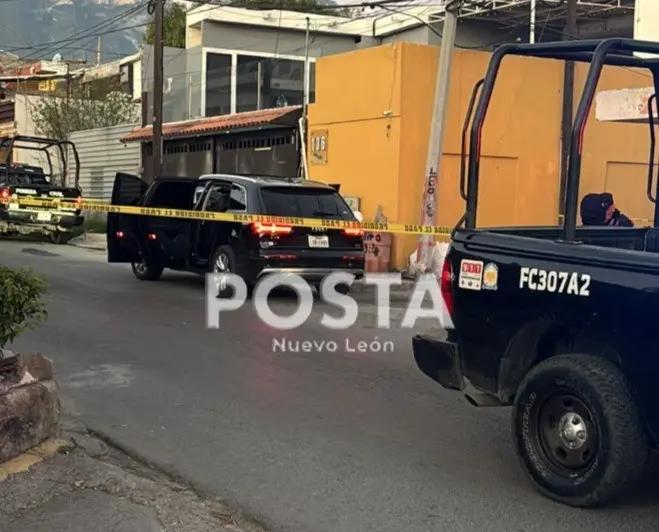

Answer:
[0,136,84,244]
[106,173,365,293]
[413,38,659,508]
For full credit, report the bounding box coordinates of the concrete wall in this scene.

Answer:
[70,123,140,199]
[307,41,659,268]
[12,95,47,169]
[186,46,204,119]
[307,43,565,268]
[141,45,191,124]
[380,19,518,49]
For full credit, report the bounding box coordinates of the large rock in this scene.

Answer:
[0,361,60,464]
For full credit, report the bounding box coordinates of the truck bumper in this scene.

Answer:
[412,334,466,391]
[0,209,83,228]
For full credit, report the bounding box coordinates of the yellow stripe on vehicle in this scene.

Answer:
[2,197,455,237]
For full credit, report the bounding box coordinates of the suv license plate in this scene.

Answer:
[36,212,52,222]
[308,235,329,248]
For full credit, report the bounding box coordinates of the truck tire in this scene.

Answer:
[512,354,648,508]
[50,231,74,245]
[131,259,164,281]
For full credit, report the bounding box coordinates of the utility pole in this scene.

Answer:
[96,36,102,65]
[529,0,536,43]
[152,0,165,180]
[416,0,459,271]
[300,16,311,179]
[559,0,577,220]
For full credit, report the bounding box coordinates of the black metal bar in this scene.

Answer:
[60,140,80,189]
[563,39,620,242]
[52,141,67,186]
[460,79,484,202]
[465,44,514,228]
[651,70,659,228]
[509,38,659,59]
[647,94,656,204]
[3,137,14,182]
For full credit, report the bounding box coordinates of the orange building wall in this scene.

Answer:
[307,42,654,269]
[577,64,654,223]
[307,45,403,225]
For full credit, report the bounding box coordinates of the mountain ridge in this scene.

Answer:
[0,0,147,64]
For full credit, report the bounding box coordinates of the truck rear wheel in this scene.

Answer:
[512,354,647,508]
[50,230,74,245]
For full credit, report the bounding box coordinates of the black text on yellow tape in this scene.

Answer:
[5,197,453,237]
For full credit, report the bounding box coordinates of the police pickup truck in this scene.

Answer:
[0,136,84,243]
[107,172,365,290]
[413,38,659,508]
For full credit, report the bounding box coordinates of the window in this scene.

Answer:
[193,185,205,207]
[229,185,246,211]
[236,55,305,113]
[205,52,232,117]
[260,187,353,219]
[149,181,197,209]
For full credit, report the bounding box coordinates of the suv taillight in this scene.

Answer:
[440,258,454,316]
[251,222,292,236]
[344,228,363,237]
[1,188,10,199]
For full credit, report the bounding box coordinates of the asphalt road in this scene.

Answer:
[4,240,659,532]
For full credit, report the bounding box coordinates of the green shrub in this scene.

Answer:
[0,266,48,349]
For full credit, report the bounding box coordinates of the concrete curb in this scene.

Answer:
[0,439,70,481]
[68,233,106,252]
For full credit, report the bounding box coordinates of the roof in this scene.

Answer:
[120,106,303,142]
[186,4,438,38]
[199,174,334,188]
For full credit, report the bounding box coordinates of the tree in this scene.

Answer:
[30,79,141,144]
[144,3,186,49]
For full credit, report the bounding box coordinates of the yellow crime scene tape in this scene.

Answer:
[3,197,455,237]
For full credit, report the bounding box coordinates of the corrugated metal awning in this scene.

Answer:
[121,105,302,143]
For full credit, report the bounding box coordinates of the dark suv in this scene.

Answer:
[107,173,365,289]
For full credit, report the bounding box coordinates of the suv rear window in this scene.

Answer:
[260,187,354,219]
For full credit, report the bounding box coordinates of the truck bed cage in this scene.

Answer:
[462,38,659,242]
[0,135,80,189]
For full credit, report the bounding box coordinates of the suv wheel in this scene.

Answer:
[210,245,239,298]
[317,280,351,295]
[512,354,647,508]
[131,258,164,281]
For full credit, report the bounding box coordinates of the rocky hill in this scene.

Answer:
[0,0,148,64]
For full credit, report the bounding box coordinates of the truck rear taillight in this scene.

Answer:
[440,259,454,316]
[251,222,292,236]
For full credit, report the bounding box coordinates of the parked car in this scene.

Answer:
[0,135,83,244]
[106,173,365,292]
